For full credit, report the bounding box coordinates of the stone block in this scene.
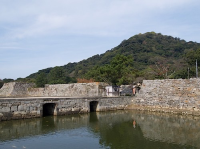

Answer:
[13,111,22,117]
[30,111,37,115]
[30,107,33,111]
[11,102,20,106]
[1,107,10,112]
[18,105,24,111]
[193,107,199,111]
[1,103,8,107]
[11,106,18,112]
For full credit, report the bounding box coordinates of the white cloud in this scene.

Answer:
[0,0,195,39]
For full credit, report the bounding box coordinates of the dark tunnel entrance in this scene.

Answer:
[43,103,56,116]
[90,101,98,112]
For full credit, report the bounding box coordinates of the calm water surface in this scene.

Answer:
[0,110,199,149]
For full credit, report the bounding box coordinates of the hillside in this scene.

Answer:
[26,32,200,85]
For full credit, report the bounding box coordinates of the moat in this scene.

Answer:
[0,110,199,149]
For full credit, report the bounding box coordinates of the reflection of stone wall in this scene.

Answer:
[92,110,200,148]
[134,111,200,148]
[0,114,89,141]
[0,82,107,97]
[131,79,200,114]
[1,110,200,148]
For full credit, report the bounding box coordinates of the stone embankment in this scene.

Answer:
[0,82,133,121]
[128,78,200,116]
[2,78,200,121]
[0,97,133,121]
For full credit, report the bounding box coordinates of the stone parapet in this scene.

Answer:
[0,82,108,97]
[135,78,200,112]
[0,82,35,97]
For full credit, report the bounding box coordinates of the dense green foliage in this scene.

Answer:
[3,32,200,86]
[35,72,48,87]
[47,67,66,84]
[85,55,136,85]
[2,78,14,83]
[34,67,77,87]
[0,79,3,88]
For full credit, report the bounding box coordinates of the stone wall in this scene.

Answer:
[2,78,200,120]
[0,96,133,121]
[41,82,106,97]
[129,78,200,114]
[0,82,35,97]
[0,82,107,97]
[27,87,45,97]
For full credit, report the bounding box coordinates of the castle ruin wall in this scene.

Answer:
[0,82,107,97]
[129,78,200,114]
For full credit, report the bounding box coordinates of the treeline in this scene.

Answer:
[2,32,200,87]
[0,67,77,88]
[30,67,77,87]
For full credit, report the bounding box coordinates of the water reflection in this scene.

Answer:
[0,110,199,149]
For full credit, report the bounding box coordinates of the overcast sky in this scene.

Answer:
[0,0,200,79]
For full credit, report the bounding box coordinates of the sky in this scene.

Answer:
[0,0,200,79]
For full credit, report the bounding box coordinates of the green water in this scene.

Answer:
[0,110,199,149]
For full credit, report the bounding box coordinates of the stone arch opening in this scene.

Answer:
[43,103,56,116]
[90,101,98,112]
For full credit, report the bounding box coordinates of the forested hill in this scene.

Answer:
[24,32,200,86]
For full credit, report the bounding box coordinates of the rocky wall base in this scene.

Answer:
[126,104,200,116]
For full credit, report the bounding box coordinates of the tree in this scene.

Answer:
[36,72,48,87]
[85,55,135,85]
[0,79,3,88]
[3,78,14,83]
[185,48,200,78]
[16,77,35,83]
[47,67,66,84]
[185,48,200,66]
[65,76,77,83]
[109,54,135,85]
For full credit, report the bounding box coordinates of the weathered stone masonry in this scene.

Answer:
[128,78,200,115]
[0,82,107,97]
[2,78,200,121]
[0,97,133,121]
